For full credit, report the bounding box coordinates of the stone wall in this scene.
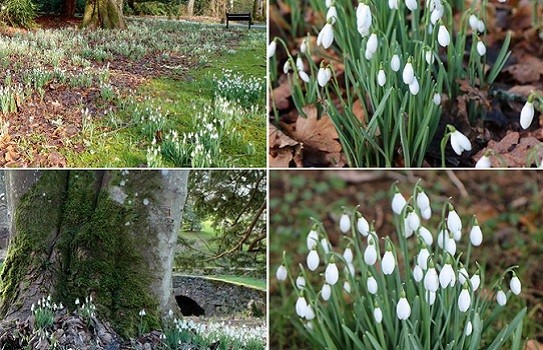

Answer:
[172,275,266,317]
[0,173,8,252]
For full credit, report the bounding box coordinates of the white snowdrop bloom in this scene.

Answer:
[325,0,332,7]
[477,19,485,33]
[364,243,378,266]
[276,265,287,281]
[458,288,471,312]
[475,155,491,168]
[433,93,442,105]
[326,5,337,24]
[422,207,432,220]
[440,263,456,288]
[299,71,310,83]
[405,0,417,11]
[318,23,334,49]
[477,40,486,56]
[367,275,378,294]
[392,192,407,214]
[407,211,421,231]
[458,267,468,284]
[418,226,433,246]
[356,3,372,37]
[296,296,308,317]
[343,247,354,263]
[465,321,473,336]
[430,7,443,25]
[409,77,420,95]
[396,296,411,320]
[424,267,439,292]
[321,284,332,301]
[417,248,430,269]
[321,238,330,254]
[143,198,149,206]
[402,62,415,85]
[307,230,319,250]
[450,129,472,155]
[510,274,521,295]
[365,33,378,60]
[469,15,479,32]
[445,237,457,255]
[520,100,535,129]
[296,56,304,71]
[425,50,435,65]
[304,304,315,320]
[325,262,339,285]
[417,191,430,211]
[307,250,320,271]
[339,213,351,233]
[377,69,386,87]
[388,0,398,9]
[391,54,400,72]
[437,229,447,248]
[438,24,450,47]
[300,39,308,53]
[357,216,370,236]
[139,309,146,316]
[404,220,414,238]
[347,262,355,276]
[447,209,462,235]
[374,307,383,323]
[343,281,351,293]
[471,274,481,292]
[414,265,424,282]
[497,290,507,306]
[296,276,306,289]
[426,290,436,305]
[470,225,483,246]
[267,41,276,58]
[283,60,291,74]
[317,67,332,87]
[382,251,396,275]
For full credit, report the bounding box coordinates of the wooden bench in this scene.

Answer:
[226,13,252,29]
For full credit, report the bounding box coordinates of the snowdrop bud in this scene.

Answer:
[392,190,407,214]
[296,276,306,289]
[426,290,436,305]
[469,15,479,32]
[450,128,472,155]
[414,265,424,282]
[409,77,420,95]
[424,264,439,292]
[477,40,486,56]
[343,281,351,293]
[407,210,421,231]
[405,0,417,11]
[470,223,483,246]
[357,216,370,236]
[307,250,320,271]
[267,41,276,58]
[339,213,351,233]
[425,50,435,65]
[404,219,414,238]
[465,321,473,336]
[276,265,287,281]
[343,247,354,264]
[296,56,304,71]
[307,230,319,250]
[440,262,456,288]
[304,304,315,320]
[283,60,291,75]
[321,238,330,254]
[417,247,430,269]
[497,290,507,306]
[325,0,332,7]
[382,250,396,275]
[430,7,443,25]
[317,23,334,49]
[458,286,471,312]
[520,97,535,129]
[421,207,432,220]
[321,284,331,301]
[438,23,450,47]
[365,33,378,60]
[417,191,430,211]
[325,261,339,285]
[402,61,415,85]
[356,3,372,37]
[433,93,441,105]
[388,0,398,9]
[296,296,308,317]
[367,274,378,294]
[317,67,332,87]
[510,273,521,295]
[447,209,462,234]
[475,155,491,168]
[364,243,378,266]
[300,39,307,53]
[458,266,468,285]
[326,5,337,24]
[396,291,411,320]
[299,71,310,83]
[418,226,433,246]
[347,262,355,276]
[471,273,480,292]
[377,69,386,86]
[477,19,485,33]
[374,306,383,323]
[391,54,400,72]
[445,237,457,255]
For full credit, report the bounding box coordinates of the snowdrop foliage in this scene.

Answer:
[276,180,526,349]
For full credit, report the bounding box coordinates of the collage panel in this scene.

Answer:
[0,169,267,348]
[269,170,543,349]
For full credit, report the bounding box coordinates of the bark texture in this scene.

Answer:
[62,0,76,18]
[82,0,126,29]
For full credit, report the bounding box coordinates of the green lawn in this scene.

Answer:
[205,275,266,291]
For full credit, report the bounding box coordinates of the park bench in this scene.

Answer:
[226,13,252,29]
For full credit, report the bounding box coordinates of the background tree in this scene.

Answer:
[82,0,127,28]
[0,170,188,336]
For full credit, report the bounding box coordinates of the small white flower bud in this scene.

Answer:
[477,19,485,33]
[299,71,310,83]
[321,283,331,301]
[364,244,378,266]
[414,265,424,282]
[471,274,481,291]
[321,238,330,254]
[422,207,432,220]
[356,3,372,37]
[307,230,319,250]
[283,60,291,75]
[304,304,315,320]
[430,7,443,25]
[402,62,415,85]
[296,56,304,71]
[458,267,468,284]
[357,216,370,236]
[377,69,386,86]
[325,262,339,285]
[339,213,351,233]
[374,307,383,323]
[296,296,307,317]
[396,296,411,320]
[318,23,334,49]
[475,155,491,168]
[326,5,337,24]
[470,225,483,246]
[520,101,535,129]
[276,265,287,281]
[416,191,430,211]
[307,250,320,271]
[409,77,420,95]
[392,192,407,214]
[347,262,355,276]
[417,248,430,269]
[405,0,418,11]
[267,41,276,58]
[426,290,436,305]
[425,50,435,64]
[343,281,351,293]
[477,40,486,56]
[367,276,378,294]
[365,33,378,60]
[300,39,307,53]
[388,0,398,9]
[440,263,456,288]
[296,276,306,289]
[433,93,441,105]
[510,275,521,295]
[424,267,439,292]
[317,67,332,87]
[458,288,471,312]
[382,251,396,275]
[438,24,450,47]
[447,209,462,234]
[391,54,400,72]
[407,211,421,231]
[418,226,433,246]
[469,15,479,32]
[465,321,473,336]
[497,290,507,306]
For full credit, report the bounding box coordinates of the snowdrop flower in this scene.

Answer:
[296,56,304,71]
[497,289,507,306]
[465,321,473,336]
[469,15,479,32]
[321,238,330,254]
[426,290,436,305]
[374,305,383,323]
[407,210,421,232]
[317,66,332,87]
[445,236,457,255]
[414,265,424,282]
[343,247,354,264]
[283,60,291,74]
[477,19,485,33]
[409,77,420,95]
[299,71,310,83]
[392,190,407,214]
[475,154,491,168]
[510,273,521,295]
[404,219,414,238]
[357,215,370,236]
[421,207,432,220]
[438,23,450,47]
[325,0,332,7]
[417,190,430,212]
[321,284,331,301]
[300,38,308,53]
[365,33,378,60]
[139,309,146,316]
[276,265,288,281]
[417,246,430,269]
[307,250,320,271]
[447,208,462,236]
[339,213,351,233]
[402,61,415,85]
[391,54,400,72]
[356,3,372,37]
[364,242,378,266]
[75,298,80,306]
[396,290,411,320]
[418,226,433,246]
[424,262,439,292]
[388,0,398,9]
[367,273,378,294]
[433,93,441,105]
[430,7,443,25]
[449,127,472,155]
[343,281,351,293]
[296,276,306,289]
[347,262,355,276]
[458,266,468,284]
[317,22,334,49]
[471,273,481,292]
[405,0,417,11]
[377,69,386,86]
[477,40,486,56]
[458,285,471,312]
[440,260,456,288]
[267,40,276,58]
[382,249,396,275]
[307,230,319,250]
[326,5,337,24]
[470,222,483,246]
[304,304,315,320]
[520,96,535,129]
[325,260,339,285]
[296,295,308,317]
[425,50,435,64]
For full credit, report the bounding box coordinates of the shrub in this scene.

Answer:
[0,0,37,28]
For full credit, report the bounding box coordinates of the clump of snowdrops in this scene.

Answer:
[269,0,511,167]
[276,181,526,349]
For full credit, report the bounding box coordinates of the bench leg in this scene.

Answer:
[226,19,229,29]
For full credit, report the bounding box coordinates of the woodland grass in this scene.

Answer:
[208,275,266,291]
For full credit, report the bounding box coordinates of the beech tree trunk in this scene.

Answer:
[0,170,188,336]
[187,0,195,17]
[82,0,127,29]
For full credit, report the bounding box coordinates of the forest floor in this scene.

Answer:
[269,0,543,167]
[0,16,266,167]
[269,170,543,349]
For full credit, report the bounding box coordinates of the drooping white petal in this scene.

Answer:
[326,6,337,24]
[430,7,443,25]
[418,226,433,246]
[405,0,418,11]
[276,265,287,281]
[510,276,521,295]
[396,297,411,320]
[477,41,486,56]
[477,19,485,33]
[414,265,424,282]
[475,156,491,168]
[283,60,291,75]
[416,191,430,211]
[365,33,378,60]
[402,62,415,85]
[364,244,378,266]
[388,0,398,9]
[404,219,414,238]
[407,211,421,231]
[347,262,355,277]
[304,304,315,320]
[445,237,457,255]
[409,77,420,95]
[343,281,351,293]
[465,321,473,336]
[377,69,386,87]
[447,210,462,233]
[440,263,456,288]
[357,216,370,236]
[497,290,507,306]
[422,207,432,220]
[367,276,378,294]
[470,225,483,246]
[424,267,439,292]
[320,23,334,49]
[382,251,396,275]
[471,274,481,291]
[321,284,331,300]
[296,276,306,289]
[392,192,407,214]
[317,67,332,87]
[458,289,471,312]
[267,41,277,58]
[458,267,468,285]
[300,39,307,53]
[356,3,372,37]
[433,93,441,105]
[391,54,400,72]
[417,248,430,269]
[425,50,435,65]
[307,250,320,271]
[343,247,354,264]
[469,15,479,32]
[296,56,304,71]
[520,101,534,129]
[325,262,339,285]
[307,230,319,250]
[296,296,307,317]
[450,130,472,155]
[438,24,450,47]
[374,307,383,323]
[426,290,436,305]
[321,238,330,254]
[299,71,310,83]
[339,213,351,233]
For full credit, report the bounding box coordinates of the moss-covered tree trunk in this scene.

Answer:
[82,0,126,29]
[0,170,188,336]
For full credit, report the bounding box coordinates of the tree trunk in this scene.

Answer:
[0,170,188,336]
[187,0,195,17]
[62,0,76,18]
[0,173,7,251]
[82,0,127,29]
